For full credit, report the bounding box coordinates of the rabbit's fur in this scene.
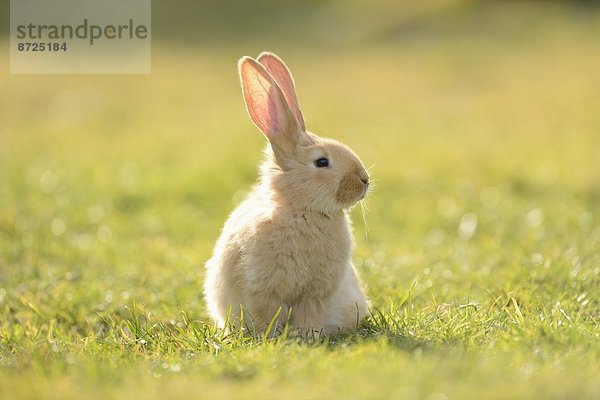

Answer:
[204,52,369,335]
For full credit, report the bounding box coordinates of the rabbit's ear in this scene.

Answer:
[239,56,300,143]
[257,52,306,132]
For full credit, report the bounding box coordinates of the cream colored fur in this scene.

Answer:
[204,52,370,335]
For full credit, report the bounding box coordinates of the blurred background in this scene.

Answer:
[0,0,599,318]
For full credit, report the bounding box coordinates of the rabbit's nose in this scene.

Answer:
[358,169,369,186]
[357,168,369,188]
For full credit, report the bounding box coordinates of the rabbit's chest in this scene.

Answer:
[250,211,352,300]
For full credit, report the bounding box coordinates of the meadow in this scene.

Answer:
[1,2,599,399]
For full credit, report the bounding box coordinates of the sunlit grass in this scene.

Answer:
[1,3,600,399]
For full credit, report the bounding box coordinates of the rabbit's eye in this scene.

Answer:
[314,157,329,168]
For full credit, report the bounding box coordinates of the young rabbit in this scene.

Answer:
[204,52,370,335]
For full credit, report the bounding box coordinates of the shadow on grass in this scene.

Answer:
[87,302,462,357]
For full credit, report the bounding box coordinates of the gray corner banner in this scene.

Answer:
[10,0,151,74]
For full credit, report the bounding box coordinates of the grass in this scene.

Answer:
[1,2,600,399]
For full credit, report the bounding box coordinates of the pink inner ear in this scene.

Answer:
[240,59,290,138]
[257,53,306,132]
[266,87,283,134]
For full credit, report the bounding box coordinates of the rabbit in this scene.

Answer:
[204,52,370,336]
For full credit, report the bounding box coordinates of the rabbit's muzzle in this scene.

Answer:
[336,172,369,205]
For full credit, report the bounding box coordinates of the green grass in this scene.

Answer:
[1,3,600,399]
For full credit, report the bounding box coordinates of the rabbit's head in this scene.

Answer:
[239,52,369,215]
